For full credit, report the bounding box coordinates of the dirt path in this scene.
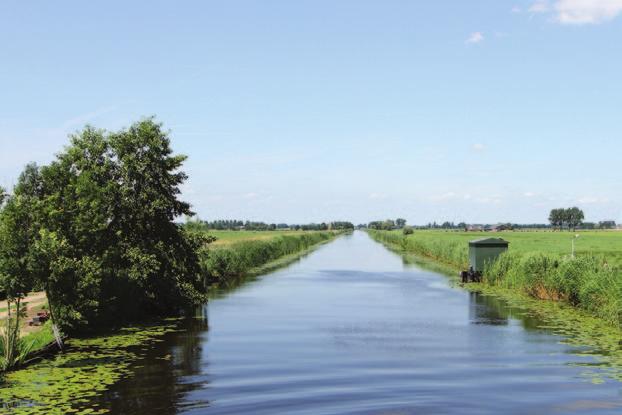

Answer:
[0,291,48,335]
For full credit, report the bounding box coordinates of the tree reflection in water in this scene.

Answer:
[92,307,210,414]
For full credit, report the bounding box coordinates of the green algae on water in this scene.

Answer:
[0,324,180,415]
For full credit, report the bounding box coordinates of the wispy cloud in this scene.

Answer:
[242,192,259,199]
[577,196,610,204]
[555,0,622,24]
[61,106,117,130]
[529,0,550,13]
[466,32,484,44]
[512,6,522,13]
[529,0,622,24]
[369,192,388,200]
[472,143,486,151]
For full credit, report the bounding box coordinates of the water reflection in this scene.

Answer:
[469,292,509,326]
[93,309,210,414]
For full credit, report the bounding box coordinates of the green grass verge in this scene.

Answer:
[206,230,321,246]
[201,231,342,286]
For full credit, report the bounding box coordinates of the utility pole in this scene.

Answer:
[572,234,580,258]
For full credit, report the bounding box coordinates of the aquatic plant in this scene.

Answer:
[0,323,180,414]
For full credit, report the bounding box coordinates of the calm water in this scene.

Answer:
[97,231,622,414]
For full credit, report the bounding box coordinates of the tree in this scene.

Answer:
[10,118,209,332]
[382,219,395,230]
[549,208,564,231]
[565,207,584,231]
[599,221,616,230]
[402,226,414,235]
[395,218,407,229]
[0,188,38,369]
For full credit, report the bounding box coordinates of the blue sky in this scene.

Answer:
[1,1,621,225]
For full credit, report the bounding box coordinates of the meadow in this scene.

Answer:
[206,230,317,246]
[389,230,622,266]
[368,229,622,327]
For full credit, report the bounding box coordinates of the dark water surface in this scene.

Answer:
[100,232,622,414]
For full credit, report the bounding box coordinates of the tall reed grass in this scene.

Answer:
[201,232,337,284]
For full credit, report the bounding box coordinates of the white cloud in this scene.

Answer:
[242,192,258,199]
[577,196,610,204]
[554,0,622,24]
[427,192,457,202]
[472,143,486,151]
[528,0,622,24]
[529,0,550,13]
[512,6,522,13]
[476,196,503,205]
[524,191,537,197]
[466,32,484,44]
[369,192,387,200]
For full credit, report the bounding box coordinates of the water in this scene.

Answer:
[98,232,622,414]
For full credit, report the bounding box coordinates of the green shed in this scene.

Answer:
[468,238,509,272]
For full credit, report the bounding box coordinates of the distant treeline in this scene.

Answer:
[185,219,354,231]
[363,217,617,231]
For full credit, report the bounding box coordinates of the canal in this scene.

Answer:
[8,231,622,414]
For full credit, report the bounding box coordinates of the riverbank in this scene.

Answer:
[200,230,343,288]
[0,230,340,380]
[367,230,622,327]
[369,230,622,383]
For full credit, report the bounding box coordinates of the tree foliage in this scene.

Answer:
[0,118,209,333]
[549,207,585,231]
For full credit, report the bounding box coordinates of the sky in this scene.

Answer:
[1,0,621,225]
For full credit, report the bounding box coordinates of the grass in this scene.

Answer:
[368,229,622,327]
[206,230,318,246]
[200,231,341,287]
[396,230,622,266]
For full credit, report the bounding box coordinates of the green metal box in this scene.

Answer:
[468,238,509,272]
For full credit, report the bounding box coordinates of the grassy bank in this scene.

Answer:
[368,230,622,327]
[206,230,319,246]
[200,231,341,287]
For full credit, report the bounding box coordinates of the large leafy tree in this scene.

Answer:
[9,118,208,332]
[565,207,585,231]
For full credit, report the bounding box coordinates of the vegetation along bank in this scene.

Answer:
[192,229,341,289]
[368,229,622,327]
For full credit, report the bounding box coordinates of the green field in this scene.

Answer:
[395,230,622,266]
[206,230,320,246]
